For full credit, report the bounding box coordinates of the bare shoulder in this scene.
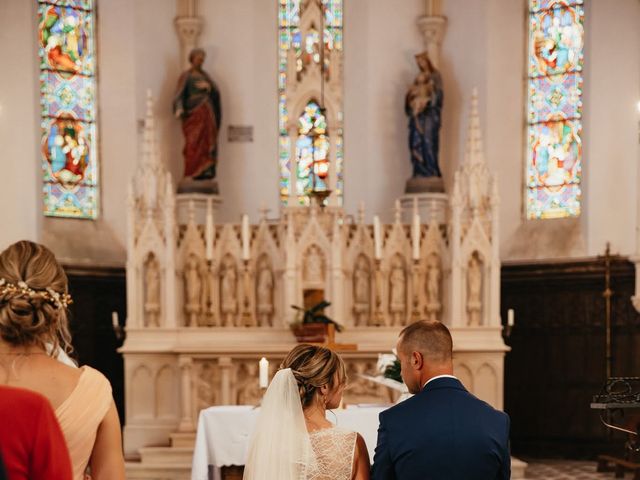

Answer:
[355,433,370,458]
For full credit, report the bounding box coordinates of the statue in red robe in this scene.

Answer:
[173,49,222,183]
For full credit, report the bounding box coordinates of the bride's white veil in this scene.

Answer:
[243,368,315,480]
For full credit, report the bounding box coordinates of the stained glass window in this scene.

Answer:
[38,0,98,219]
[278,0,343,206]
[526,0,584,219]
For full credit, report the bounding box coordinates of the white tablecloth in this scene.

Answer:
[191,404,389,480]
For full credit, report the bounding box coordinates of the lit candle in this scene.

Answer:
[205,200,214,261]
[241,214,250,261]
[412,212,421,261]
[259,357,269,388]
[373,215,382,260]
[507,309,515,327]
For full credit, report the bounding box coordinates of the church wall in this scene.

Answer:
[0,0,639,264]
[0,0,40,248]
[196,0,279,223]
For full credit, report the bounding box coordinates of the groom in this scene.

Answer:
[371,320,510,480]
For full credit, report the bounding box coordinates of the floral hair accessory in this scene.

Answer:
[0,278,72,309]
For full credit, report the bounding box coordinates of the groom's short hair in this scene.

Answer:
[398,320,453,364]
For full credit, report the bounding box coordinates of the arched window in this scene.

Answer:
[278,0,343,206]
[526,0,584,219]
[296,100,329,198]
[38,0,99,219]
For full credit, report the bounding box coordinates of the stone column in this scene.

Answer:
[218,356,233,405]
[416,0,447,69]
[287,125,298,203]
[175,0,203,70]
[178,355,195,432]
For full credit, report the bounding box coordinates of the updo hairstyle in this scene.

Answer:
[281,344,347,408]
[0,240,72,355]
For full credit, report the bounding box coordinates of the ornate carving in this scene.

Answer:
[220,255,238,326]
[304,245,325,284]
[467,252,483,326]
[425,253,442,321]
[184,252,203,327]
[235,362,262,406]
[352,255,371,326]
[343,361,392,405]
[143,253,161,327]
[195,360,219,414]
[388,255,407,326]
[255,256,274,327]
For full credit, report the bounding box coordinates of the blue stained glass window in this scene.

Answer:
[526,0,584,219]
[39,0,98,219]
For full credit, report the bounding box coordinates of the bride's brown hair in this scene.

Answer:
[0,240,73,355]
[281,344,347,408]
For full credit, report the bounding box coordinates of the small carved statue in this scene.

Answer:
[144,254,161,327]
[467,253,483,326]
[184,253,203,327]
[256,259,274,327]
[353,255,371,326]
[389,256,407,326]
[304,246,324,283]
[425,254,441,321]
[220,258,238,326]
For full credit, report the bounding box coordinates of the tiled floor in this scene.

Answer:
[525,459,635,479]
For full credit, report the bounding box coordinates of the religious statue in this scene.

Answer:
[184,253,203,327]
[201,265,218,327]
[405,51,444,192]
[173,48,222,192]
[143,254,161,327]
[389,256,407,326]
[304,246,324,284]
[467,253,483,326]
[256,259,274,327]
[220,258,238,326]
[425,253,441,321]
[353,255,371,326]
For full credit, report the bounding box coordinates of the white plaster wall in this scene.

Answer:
[582,0,640,258]
[0,0,638,264]
[0,0,40,249]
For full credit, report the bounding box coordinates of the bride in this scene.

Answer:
[243,344,370,480]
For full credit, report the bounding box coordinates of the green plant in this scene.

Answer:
[383,357,402,383]
[290,300,343,332]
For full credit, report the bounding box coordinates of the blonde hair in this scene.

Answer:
[0,240,72,355]
[281,344,347,408]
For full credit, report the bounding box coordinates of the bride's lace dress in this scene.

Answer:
[306,427,357,480]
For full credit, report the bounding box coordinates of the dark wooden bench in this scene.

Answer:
[220,466,244,480]
[597,454,640,479]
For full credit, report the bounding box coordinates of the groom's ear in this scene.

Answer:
[411,351,424,370]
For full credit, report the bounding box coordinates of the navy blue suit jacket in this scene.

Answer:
[371,377,510,480]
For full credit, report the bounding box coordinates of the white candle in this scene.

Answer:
[373,215,382,260]
[412,213,421,260]
[241,214,250,261]
[205,200,214,261]
[111,311,119,329]
[507,309,515,327]
[259,357,269,388]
